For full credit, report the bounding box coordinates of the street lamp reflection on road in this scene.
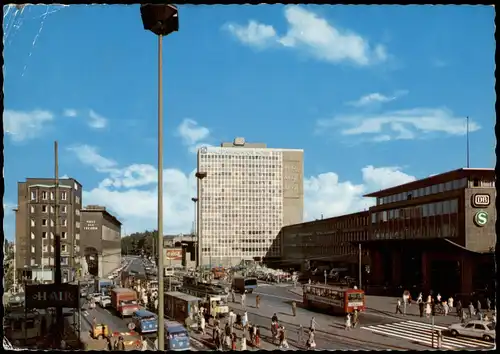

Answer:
[140,4,179,352]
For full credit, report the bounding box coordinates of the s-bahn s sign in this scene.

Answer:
[474,211,489,227]
[472,194,491,208]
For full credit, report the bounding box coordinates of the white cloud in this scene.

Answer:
[176,119,212,154]
[88,110,108,129]
[225,6,388,66]
[304,165,415,220]
[63,109,77,117]
[4,109,54,141]
[67,144,117,172]
[316,107,480,142]
[347,90,408,107]
[224,21,277,48]
[72,145,416,234]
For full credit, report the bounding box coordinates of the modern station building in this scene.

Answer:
[276,168,495,298]
[197,137,304,267]
[363,167,495,298]
[275,211,370,273]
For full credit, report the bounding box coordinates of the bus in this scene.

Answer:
[164,320,190,351]
[303,284,365,314]
[132,310,158,334]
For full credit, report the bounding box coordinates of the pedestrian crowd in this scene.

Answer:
[395,290,496,325]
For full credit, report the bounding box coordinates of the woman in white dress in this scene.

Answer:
[426,302,432,318]
[345,313,352,330]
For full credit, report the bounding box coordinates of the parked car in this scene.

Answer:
[448,320,495,342]
[99,295,112,308]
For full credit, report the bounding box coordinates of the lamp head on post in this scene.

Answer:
[195,172,207,180]
[140,4,179,36]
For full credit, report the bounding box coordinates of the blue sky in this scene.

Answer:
[3,4,495,240]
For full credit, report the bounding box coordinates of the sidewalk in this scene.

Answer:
[288,287,484,327]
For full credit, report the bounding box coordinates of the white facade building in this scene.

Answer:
[197,139,304,266]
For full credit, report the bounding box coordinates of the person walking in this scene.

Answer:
[456,300,463,318]
[425,301,431,318]
[461,309,468,323]
[298,324,304,346]
[106,336,114,351]
[292,301,297,317]
[214,328,221,351]
[468,302,475,318]
[448,296,454,312]
[396,299,403,314]
[476,300,482,314]
[403,290,409,307]
[255,327,261,348]
[242,311,248,328]
[486,298,491,311]
[116,336,126,351]
[255,294,260,309]
[241,291,246,308]
[353,309,359,328]
[419,300,425,317]
[231,289,235,303]
[345,313,352,330]
[443,301,449,316]
[200,315,206,335]
[306,329,316,349]
[224,323,231,346]
[310,317,317,332]
[279,326,289,349]
[140,336,148,351]
[240,334,247,351]
[228,309,234,333]
[231,333,237,350]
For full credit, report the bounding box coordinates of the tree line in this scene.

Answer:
[121,230,158,256]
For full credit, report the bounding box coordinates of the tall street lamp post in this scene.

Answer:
[195,172,207,269]
[191,197,198,267]
[140,4,179,351]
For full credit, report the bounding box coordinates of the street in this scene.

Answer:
[234,283,494,351]
[78,263,494,351]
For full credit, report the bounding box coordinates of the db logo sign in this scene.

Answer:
[472,194,490,207]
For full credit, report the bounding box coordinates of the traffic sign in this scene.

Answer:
[474,211,488,227]
[128,322,135,330]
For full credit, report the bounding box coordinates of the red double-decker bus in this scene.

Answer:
[303,284,365,314]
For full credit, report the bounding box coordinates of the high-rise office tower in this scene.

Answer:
[197,137,304,266]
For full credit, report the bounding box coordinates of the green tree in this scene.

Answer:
[121,230,159,256]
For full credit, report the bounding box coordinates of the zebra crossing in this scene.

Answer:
[361,320,494,350]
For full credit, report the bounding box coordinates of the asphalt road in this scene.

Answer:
[242,284,430,350]
[253,284,394,327]
[125,257,146,275]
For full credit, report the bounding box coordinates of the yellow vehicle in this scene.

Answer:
[91,324,109,339]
